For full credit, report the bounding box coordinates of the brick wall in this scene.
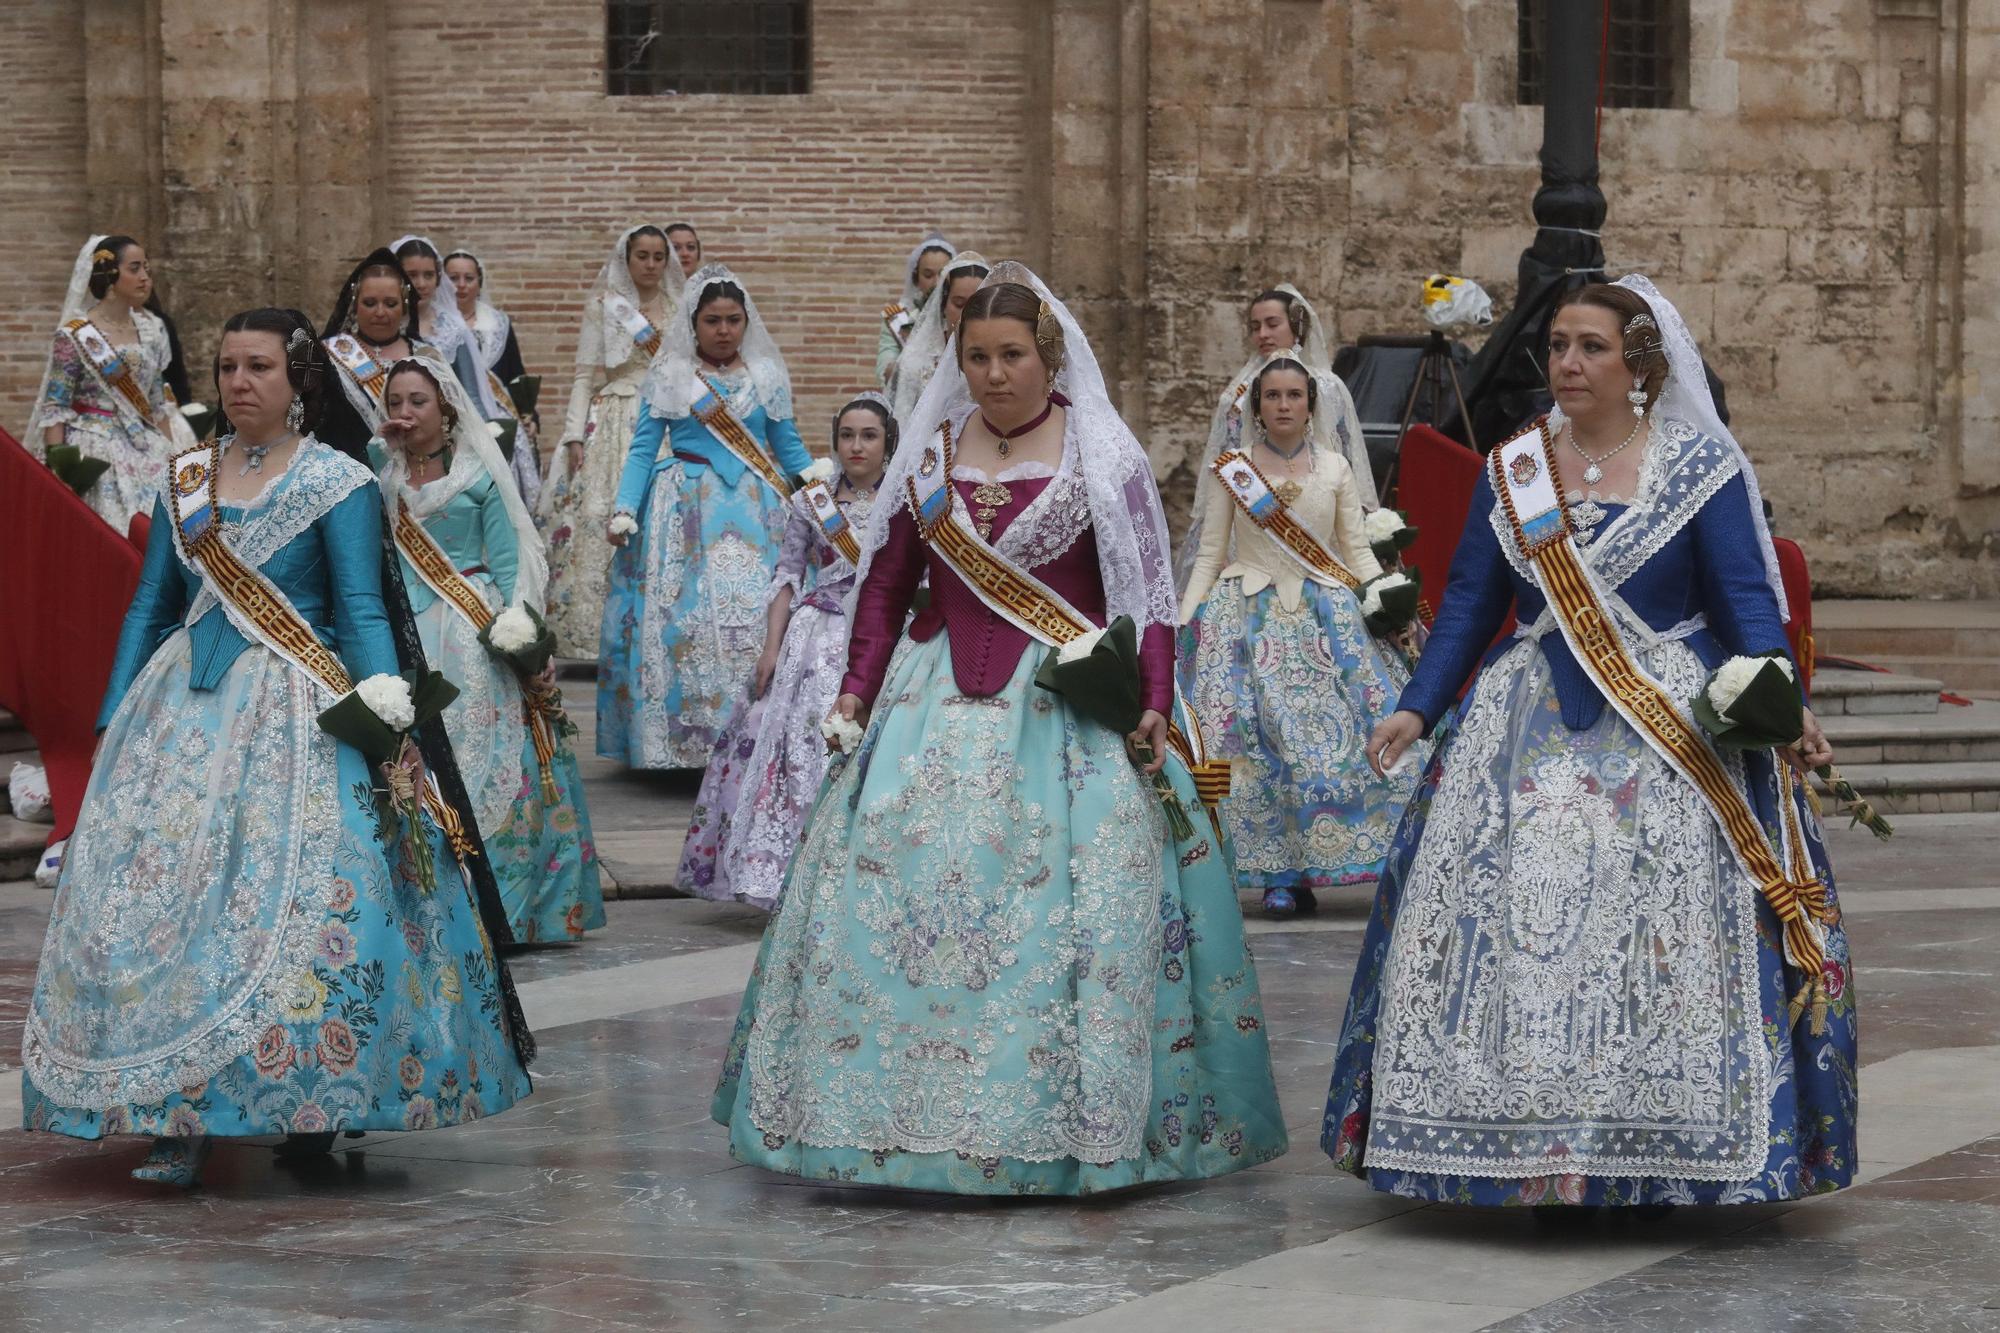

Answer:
[380,0,1037,443]
[0,2,91,442]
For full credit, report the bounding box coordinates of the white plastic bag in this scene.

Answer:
[35,838,65,889]
[8,762,53,824]
[1421,274,1494,330]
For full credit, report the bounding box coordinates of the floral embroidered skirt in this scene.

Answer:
[1320,638,1858,1205]
[678,588,850,911]
[58,415,166,537]
[413,584,604,944]
[711,636,1289,1195]
[1178,577,1419,889]
[21,634,532,1139]
[538,389,641,658]
[597,462,788,770]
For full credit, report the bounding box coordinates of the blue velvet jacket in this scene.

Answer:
[1400,463,1794,736]
[99,468,400,730]
[369,445,520,613]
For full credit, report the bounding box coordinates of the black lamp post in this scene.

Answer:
[1463,0,1609,449]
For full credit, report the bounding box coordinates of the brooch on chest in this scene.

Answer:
[971,481,1012,540]
[1272,479,1303,506]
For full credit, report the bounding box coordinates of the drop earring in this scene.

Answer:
[287,395,305,432]
[1627,375,1648,418]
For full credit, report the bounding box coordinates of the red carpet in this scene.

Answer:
[0,427,145,843]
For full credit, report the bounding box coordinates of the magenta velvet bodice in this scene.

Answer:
[841,475,1174,713]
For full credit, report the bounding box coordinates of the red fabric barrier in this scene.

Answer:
[0,428,144,843]
[1774,536,1813,690]
[1395,424,1514,637]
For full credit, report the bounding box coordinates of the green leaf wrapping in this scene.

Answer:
[506,374,542,417]
[1033,614,1144,735]
[44,444,111,497]
[1693,654,1804,752]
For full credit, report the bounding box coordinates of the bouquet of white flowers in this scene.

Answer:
[819,711,865,756]
[795,456,838,488]
[1363,508,1418,567]
[318,670,461,889]
[481,603,557,678]
[1359,570,1422,637]
[608,512,638,537]
[1034,616,1194,841]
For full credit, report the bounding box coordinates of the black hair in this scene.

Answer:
[393,237,442,269]
[833,397,898,460]
[626,225,670,259]
[1248,288,1309,344]
[88,235,142,300]
[324,248,420,343]
[692,279,747,326]
[664,222,700,248]
[943,263,991,295]
[911,244,954,283]
[954,281,1064,376]
[217,306,328,429]
[1248,355,1317,425]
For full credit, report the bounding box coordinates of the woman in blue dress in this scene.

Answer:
[20,308,534,1187]
[712,263,1286,1195]
[598,264,812,769]
[1322,276,1856,1209]
[373,359,606,943]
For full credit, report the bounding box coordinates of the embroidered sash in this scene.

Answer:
[325,334,390,409]
[606,295,662,359]
[62,318,158,433]
[883,301,913,346]
[165,442,354,698]
[690,374,792,497]
[799,477,862,566]
[905,422,1230,810]
[392,497,496,635]
[1492,422,1834,1015]
[1211,449,1362,593]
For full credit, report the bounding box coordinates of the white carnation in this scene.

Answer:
[1363,508,1406,545]
[179,401,208,418]
[1706,654,1795,716]
[354,673,415,730]
[1360,571,1410,620]
[490,606,539,653]
[1057,626,1107,664]
[820,712,864,755]
[487,421,505,438]
[801,457,837,485]
[608,512,639,536]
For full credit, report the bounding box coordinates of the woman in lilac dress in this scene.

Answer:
[678,392,891,909]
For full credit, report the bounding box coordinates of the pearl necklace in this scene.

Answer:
[1567,415,1646,486]
[223,431,295,477]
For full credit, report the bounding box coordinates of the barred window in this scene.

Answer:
[607,0,811,96]
[1517,0,1687,109]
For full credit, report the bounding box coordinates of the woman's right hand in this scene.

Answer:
[825,693,870,754]
[380,414,417,451]
[752,650,779,699]
[564,439,585,476]
[1368,710,1424,778]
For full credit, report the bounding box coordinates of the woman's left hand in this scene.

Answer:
[1781,706,1833,774]
[1127,709,1168,776]
[528,660,558,694]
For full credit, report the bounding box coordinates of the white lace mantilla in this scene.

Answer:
[181,440,377,626]
[1364,639,1773,1181]
[950,407,1094,572]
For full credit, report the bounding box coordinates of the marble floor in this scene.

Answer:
[1,687,1997,1331]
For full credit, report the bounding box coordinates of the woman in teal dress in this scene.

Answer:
[20,309,534,1187]
[373,359,605,943]
[712,263,1286,1195]
[599,265,811,769]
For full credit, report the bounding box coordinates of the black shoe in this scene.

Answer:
[1294,887,1319,915]
[274,1131,337,1159]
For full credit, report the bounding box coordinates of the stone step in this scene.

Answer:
[1827,654,2000,694]
[1820,701,2000,765]
[0,814,47,881]
[1833,760,2000,815]
[1817,600,2000,662]
[1810,667,1942,717]
[0,709,30,754]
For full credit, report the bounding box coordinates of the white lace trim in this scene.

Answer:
[182,440,377,625]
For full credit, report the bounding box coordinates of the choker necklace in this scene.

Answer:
[356,332,402,352]
[982,392,1065,459]
[1261,433,1310,461]
[698,353,739,371]
[411,445,450,476]
[225,432,292,478]
[1567,415,1646,485]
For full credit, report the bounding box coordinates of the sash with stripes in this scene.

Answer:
[690,375,792,498]
[165,441,353,698]
[325,334,390,408]
[392,498,496,636]
[799,476,862,565]
[606,295,662,359]
[883,301,913,346]
[1211,449,1362,593]
[905,421,1231,811]
[1492,421,1835,1024]
[62,318,158,434]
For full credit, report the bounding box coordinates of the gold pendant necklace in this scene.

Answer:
[971,481,1012,540]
